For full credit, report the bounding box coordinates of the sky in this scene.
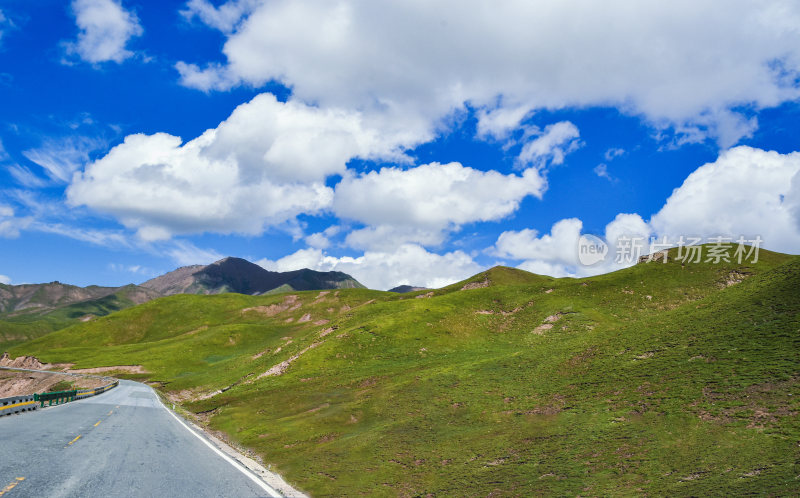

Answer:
[0,0,799,290]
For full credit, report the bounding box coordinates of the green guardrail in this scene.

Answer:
[34,390,78,407]
[33,381,119,408]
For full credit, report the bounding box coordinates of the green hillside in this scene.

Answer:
[0,285,157,349]
[11,247,800,495]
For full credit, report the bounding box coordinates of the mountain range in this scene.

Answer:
[0,257,364,347]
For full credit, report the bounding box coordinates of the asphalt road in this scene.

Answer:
[0,380,279,497]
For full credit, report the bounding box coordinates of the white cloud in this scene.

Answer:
[494,218,583,268]
[788,170,800,230]
[333,162,545,249]
[108,263,154,277]
[344,225,449,252]
[257,244,482,290]
[650,146,800,253]
[0,275,11,285]
[68,93,428,240]
[493,213,651,278]
[64,0,142,64]
[0,9,16,46]
[476,104,533,140]
[304,231,331,250]
[23,136,106,183]
[0,205,33,238]
[604,213,651,252]
[31,221,131,248]
[177,0,800,146]
[604,148,625,161]
[495,146,800,279]
[594,163,612,180]
[180,0,261,33]
[164,240,223,266]
[8,165,48,188]
[176,61,239,93]
[518,121,581,168]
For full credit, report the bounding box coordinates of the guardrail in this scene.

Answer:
[0,374,119,415]
[0,394,38,416]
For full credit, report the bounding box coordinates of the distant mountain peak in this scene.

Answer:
[141,257,364,296]
[388,285,428,293]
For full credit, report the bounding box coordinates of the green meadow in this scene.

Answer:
[11,247,800,496]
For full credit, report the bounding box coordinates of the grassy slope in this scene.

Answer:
[12,248,800,496]
[0,291,140,349]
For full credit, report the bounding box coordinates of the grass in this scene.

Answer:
[10,246,800,495]
[0,290,138,349]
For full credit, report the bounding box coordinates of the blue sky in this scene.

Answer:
[1,0,799,290]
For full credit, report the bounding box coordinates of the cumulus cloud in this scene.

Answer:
[257,244,482,290]
[476,104,533,140]
[64,0,142,64]
[494,218,583,268]
[495,146,800,278]
[177,0,800,146]
[180,0,261,33]
[650,146,800,253]
[333,162,546,248]
[344,225,448,252]
[517,121,581,168]
[67,94,429,240]
[788,170,800,230]
[494,214,650,278]
[305,230,334,250]
[0,274,10,285]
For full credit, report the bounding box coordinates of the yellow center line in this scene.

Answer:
[93,420,101,427]
[67,435,81,446]
[0,478,25,496]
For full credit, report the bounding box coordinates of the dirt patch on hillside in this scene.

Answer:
[720,270,752,288]
[691,377,798,428]
[0,370,108,397]
[257,342,322,378]
[241,294,302,317]
[461,279,489,291]
[0,352,46,369]
[475,307,523,316]
[415,292,434,299]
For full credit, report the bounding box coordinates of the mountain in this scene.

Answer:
[12,246,799,495]
[0,257,362,349]
[388,284,428,293]
[141,257,365,296]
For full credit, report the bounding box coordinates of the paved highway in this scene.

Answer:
[0,380,280,497]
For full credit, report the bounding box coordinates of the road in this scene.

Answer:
[0,380,280,497]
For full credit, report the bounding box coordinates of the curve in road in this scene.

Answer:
[0,380,282,497]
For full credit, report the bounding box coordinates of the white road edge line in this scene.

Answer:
[156,393,281,497]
